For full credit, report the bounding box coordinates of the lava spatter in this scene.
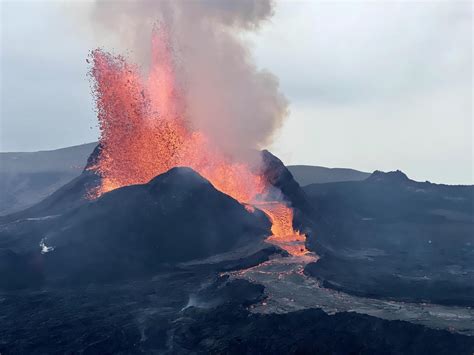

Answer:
[88,29,306,256]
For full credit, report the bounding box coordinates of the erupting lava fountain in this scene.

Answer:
[87,29,308,256]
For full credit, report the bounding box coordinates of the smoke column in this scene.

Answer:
[89,0,288,158]
[85,0,308,256]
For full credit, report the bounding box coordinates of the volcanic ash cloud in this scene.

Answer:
[89,0,288,159]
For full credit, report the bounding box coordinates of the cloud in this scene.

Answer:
[255,1,472,184]
[1,0,471,183]
[251,1,471,105]
[88,0,288,158]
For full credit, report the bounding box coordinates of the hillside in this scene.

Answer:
[0,143,96,215]
[288,165,370,186]
[304,170,474,306]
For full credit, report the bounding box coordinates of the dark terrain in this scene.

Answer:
[304,170,474,306]
[2,271,472,354]
[0,144,473,353]
[0,167,270,288]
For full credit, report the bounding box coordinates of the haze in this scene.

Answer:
[0,0,472,184]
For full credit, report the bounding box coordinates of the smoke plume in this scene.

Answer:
[89,0,288,158]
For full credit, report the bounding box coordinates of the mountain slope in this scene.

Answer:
[0,143,96,215]
[0,167,270,288]
[288,165,370,186]
[304,170,474,306]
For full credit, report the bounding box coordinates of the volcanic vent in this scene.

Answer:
[87,28,309,256]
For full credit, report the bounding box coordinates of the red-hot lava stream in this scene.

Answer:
[88,30,308,256]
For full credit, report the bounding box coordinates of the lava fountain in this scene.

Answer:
[88,30,308,256]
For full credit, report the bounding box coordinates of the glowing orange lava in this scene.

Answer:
[88,29,306,256]
[256,203,309,256]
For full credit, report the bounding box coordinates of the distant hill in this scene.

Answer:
[0,143,96,215]
[304,170,474,306]
[287,165,370,186]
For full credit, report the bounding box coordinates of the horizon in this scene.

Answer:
[1,0,472,184]
[2,140,472,186]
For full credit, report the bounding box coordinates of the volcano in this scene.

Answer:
[2,6,473,352]
[0,166,277,288]
[1,154,474,354]
[2,158,473,354]
[0,143,314,289]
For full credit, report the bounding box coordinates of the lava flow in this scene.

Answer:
[88,29,308,256]
[256,203,308,256]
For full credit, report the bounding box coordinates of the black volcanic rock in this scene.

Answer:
[0,167,271,288]
[260,150,312,215]
[260,150,316,239]
[84,142,103,171]
[303,170,474,306]
[2,271,472,354]
[174,305,474,355]
[193,276,266,308]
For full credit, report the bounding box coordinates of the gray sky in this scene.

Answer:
[1,0,472,184]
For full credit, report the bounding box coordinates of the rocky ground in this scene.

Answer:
[1,148,473,353]
[1,256,473,354]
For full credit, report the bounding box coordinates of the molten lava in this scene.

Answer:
[88,29,307,256]
[256,203,308,256]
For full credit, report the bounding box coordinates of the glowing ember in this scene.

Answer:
[88,29,306,256]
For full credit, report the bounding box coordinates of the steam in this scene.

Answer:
[89,0,288,158]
